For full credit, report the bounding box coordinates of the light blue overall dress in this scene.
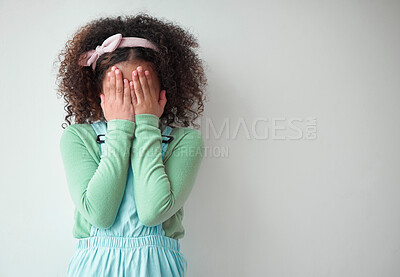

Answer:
[66,121,188,276]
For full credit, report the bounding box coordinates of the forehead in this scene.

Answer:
[104,60,157,82]
[106,60,155,73]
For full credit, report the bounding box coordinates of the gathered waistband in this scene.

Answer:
[76,234,181,253]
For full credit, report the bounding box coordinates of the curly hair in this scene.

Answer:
[55,12,207,129]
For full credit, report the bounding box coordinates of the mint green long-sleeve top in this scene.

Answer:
[59,113,205,240]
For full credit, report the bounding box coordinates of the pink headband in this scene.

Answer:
[78,33,159,70]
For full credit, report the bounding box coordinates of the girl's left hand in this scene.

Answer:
[130,66,167,118]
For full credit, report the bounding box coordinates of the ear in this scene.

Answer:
[100,94,104,110]
[158,90,167,109]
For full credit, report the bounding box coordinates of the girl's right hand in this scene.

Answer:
[100,66,135,123]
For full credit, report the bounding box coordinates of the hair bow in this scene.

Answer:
[78,33,159,70]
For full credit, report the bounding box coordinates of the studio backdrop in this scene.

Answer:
[0,0,399,276]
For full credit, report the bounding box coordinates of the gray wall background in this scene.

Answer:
[1,0,399,276]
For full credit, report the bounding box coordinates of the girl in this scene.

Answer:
[56,13,207,276]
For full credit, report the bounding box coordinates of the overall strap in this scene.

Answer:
[161,126,173,160]
[90,121,107,154]
[91,121,173,160]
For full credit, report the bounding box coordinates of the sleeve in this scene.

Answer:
[131,113,205,227]
[59,119,135,229]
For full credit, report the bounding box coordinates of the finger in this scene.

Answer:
[109,68,116,102]
[103,72,109,101]
[132,69,143,103]
[137,66,151,100]
[130,81,137,104]
[115,69,124,103]
[144,70,157,101]
[123,78,131,107]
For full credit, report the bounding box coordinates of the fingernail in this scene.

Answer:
[145,70,149,76]
[133,70,137,76]
[115,69,119,74]
[137,66,142,72]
